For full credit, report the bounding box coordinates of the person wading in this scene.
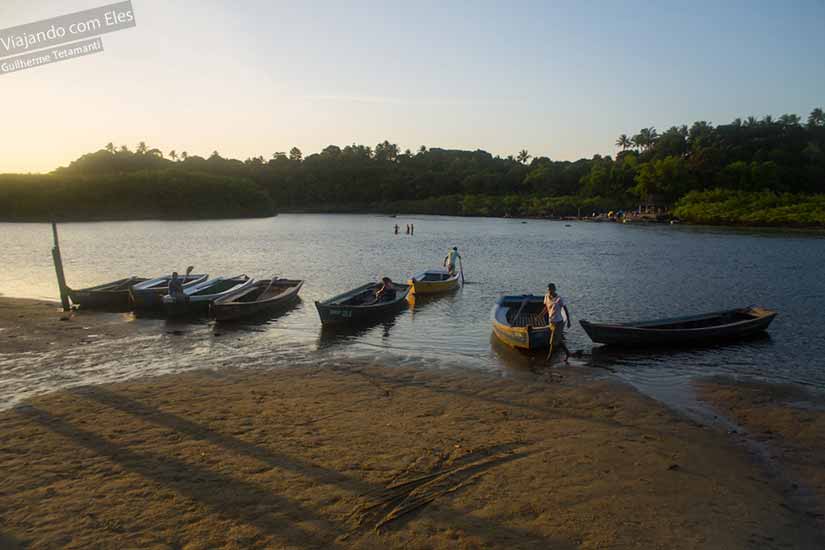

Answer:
[443,246,461,275]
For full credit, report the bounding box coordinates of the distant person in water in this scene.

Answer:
[168,272,187,303]
[373,277,397,303]
[443,246,461,274]
[410,223,414,235]
[394,224,399,235]
[542,283,571,362]
[406,224,410,235]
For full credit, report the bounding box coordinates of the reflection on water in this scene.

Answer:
[212,299,303,330]
[1,215,824,410]
[318,317,399,349]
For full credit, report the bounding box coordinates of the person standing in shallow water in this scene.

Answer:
[410,223,414,235]
[394,224,399,235]
[543,283,571,362]
[443,246,461,274]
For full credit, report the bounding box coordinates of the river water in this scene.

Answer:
[1,214,823,410]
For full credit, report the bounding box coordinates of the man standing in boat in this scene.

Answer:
[168,272,188,304]
[443,246,461,274]
[543,283,571,362]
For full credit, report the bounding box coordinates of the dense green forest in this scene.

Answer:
[1,108,823,225]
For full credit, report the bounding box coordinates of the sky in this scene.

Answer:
[0,0,823,173]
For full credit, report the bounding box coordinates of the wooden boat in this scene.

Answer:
[67,276,147,309]
[315,282,411,325]
[580,307,777,347]
[162,275,253,316]
[491,295,551,350]
[129,273,208,309]
[407,268,460,295]
[211,278,303,321]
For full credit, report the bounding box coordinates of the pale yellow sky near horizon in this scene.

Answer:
[1,0,823,174]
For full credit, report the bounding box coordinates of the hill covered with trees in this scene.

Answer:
[2,108,823,225]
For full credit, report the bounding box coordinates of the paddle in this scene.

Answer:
[546,325,556,362]
[513,297,530,323]
[459,256,465,285]
[185,265,194,279]
[261,275,278,297]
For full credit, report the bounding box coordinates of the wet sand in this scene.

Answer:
[0,298,141,354]
[1,297,824,549]
[696,377,825,531]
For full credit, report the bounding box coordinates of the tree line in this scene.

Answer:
[2,108,823,225]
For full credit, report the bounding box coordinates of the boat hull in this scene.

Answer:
[212,280,304,321]
[315,283,411,325]
[407,269,460,295]
[67,277,146,309]
[129,274,208,310]
[491,295,552,350]
[580,307,777,347]
[129,288,166,309]
[163,276,253,317]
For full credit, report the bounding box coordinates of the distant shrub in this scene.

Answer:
[0,171,276,221]
[673,189,825,227]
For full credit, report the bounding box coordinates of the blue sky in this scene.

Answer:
[1,0,823,172]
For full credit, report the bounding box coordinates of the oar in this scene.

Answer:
[513,297,530,325]
[545,303,559,362]
[459,257,465,285]
[261,275,278,297]
[184,265,194,280]
[546,324,556,362]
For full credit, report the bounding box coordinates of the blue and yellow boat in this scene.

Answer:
[491,295,551,350]
[407,268,460,295]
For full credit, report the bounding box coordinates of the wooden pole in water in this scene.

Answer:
[51,222,71,311]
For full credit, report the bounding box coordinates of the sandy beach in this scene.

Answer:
[1,297,824,549]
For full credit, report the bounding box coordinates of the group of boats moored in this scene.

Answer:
[67,264,778,351]
[68,272,304,321]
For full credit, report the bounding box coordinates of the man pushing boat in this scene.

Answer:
[543,283,571,362]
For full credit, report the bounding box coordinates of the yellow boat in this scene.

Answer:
[407,268,461,295]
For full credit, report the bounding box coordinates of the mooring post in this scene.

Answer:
[51,222,71,311]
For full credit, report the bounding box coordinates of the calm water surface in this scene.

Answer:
[1,215,824,410]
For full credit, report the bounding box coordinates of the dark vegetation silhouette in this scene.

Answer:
[1,108,823,225]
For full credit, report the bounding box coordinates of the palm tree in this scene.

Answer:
[169,150,178,161]
[516,149,531,164]
[779,114,800,126]
[808,108,824,128]
[418,145,427,154]
[136,141,148,155]
[632,128,658,151]
[180,151,188,161]
[104,142,115,154]
[615,134,631,151]
[642,127,658,147]
[745,116,758,127]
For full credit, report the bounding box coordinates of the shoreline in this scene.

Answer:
[1,296,825,547]
[2,211,824,231]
